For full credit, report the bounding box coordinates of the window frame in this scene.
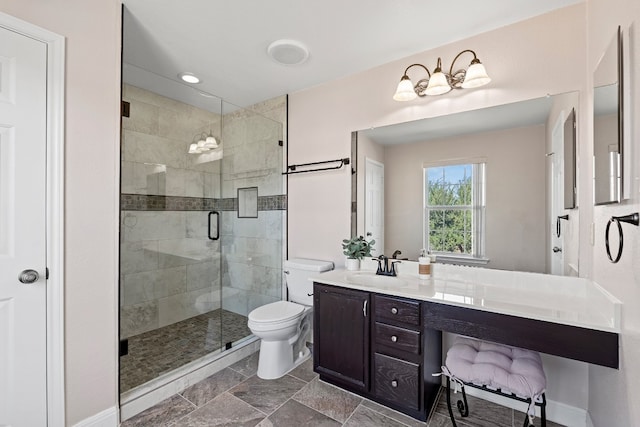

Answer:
[423,160,488,265]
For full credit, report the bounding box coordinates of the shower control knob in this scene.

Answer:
[18,269,39,284]
[553,246,562,253]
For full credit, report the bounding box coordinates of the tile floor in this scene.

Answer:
[121,351,565,427]
[120,309,252,392]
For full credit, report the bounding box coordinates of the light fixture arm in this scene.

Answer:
[448,49,479,76]
[402,63,431,79]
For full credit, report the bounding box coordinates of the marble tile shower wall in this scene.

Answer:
[120,85,286,339]
[219,97,285,317]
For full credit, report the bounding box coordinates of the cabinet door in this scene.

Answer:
[313,283,370,392]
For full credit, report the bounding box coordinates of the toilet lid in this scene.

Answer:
[249,301,304,323]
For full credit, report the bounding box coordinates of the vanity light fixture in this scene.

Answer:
[179,72,201,84]
[393,50,491,101]
[188,132,219,154]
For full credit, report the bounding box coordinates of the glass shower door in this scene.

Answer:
[119,78,225,393]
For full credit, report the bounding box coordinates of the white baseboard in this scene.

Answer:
[445,381,588,427]
[120,338,260,421]
[72,406,119,427]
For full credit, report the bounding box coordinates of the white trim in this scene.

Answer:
[0,12,66,427]
[72,406,119,427]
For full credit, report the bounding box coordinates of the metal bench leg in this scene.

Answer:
[457,384,469,417]
[445,377,459,427]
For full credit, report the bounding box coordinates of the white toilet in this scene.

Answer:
[248,258,334,379]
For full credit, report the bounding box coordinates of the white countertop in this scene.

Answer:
[310,261,621,333]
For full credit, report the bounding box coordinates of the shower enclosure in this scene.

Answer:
[118,78,285,394]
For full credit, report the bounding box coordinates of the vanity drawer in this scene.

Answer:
[373,353,421,411]
[374,295,420,327]
[375,322,421,354]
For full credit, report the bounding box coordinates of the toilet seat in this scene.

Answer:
[248,301,305,325]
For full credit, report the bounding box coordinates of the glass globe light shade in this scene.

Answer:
[461,62,491,88]
[424,71,451,96]
[393,76,417,101]
[204,135,218,149]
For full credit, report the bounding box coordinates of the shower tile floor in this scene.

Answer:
[122,351,566,427]
[120,309,252,393]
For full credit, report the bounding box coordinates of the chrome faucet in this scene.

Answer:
[376,254,401,277]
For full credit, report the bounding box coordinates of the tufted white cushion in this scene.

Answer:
[445,337,546,400]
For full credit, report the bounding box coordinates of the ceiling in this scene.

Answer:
[122,0,582,109]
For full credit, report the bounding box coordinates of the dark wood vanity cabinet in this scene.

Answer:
[313,283,370,392]
[313,283,442,421]
[372,295,441,419]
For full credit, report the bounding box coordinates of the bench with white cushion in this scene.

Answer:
[442,336,547,427]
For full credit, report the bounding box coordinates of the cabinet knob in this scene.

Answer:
[391,335,398,343]
[391,380,398,388]
[391,307,398,315]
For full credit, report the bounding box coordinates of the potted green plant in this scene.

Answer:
[342,235,375,271]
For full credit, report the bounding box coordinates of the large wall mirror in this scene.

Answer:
[352,92,579,276]
[593,26,623,205]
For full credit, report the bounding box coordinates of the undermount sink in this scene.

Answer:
[346,272,409,287]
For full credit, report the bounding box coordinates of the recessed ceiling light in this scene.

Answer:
[179,72,201,84]
[267,39,310,66]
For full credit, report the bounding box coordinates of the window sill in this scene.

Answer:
[434,255,490,267]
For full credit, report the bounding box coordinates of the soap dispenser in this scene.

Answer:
[418,248,431,280]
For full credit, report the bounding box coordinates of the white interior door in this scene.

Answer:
[365,158,384,256]
[550,112,565,275]
[0,25,48,426]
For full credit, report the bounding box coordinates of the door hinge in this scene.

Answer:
[121,101,130,118]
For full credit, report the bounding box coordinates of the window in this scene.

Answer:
[424,162,485,261]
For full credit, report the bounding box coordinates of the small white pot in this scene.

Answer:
[345,258,360,271]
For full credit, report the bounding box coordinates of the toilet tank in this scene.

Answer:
[284,258,334,305]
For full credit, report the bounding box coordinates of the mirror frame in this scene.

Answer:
[593,26,624,206]
[351,93,580,274]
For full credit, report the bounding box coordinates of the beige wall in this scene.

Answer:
[0,0,122,424]
[382,125,546,272]
[288,4,586,268]
[587,0,640,425]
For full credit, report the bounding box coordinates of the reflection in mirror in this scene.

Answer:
[593,26,623,205]
[352,92,579,275]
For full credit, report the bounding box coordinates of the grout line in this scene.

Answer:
[359,403,417,427]
[223,391,271,418]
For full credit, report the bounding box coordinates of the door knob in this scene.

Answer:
[553,246,562,253]
[18,269,39,284]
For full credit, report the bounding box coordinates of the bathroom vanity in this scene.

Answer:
[313,283,441,420]
[312,263,621,420]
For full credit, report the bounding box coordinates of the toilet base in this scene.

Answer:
[256,341,311,380]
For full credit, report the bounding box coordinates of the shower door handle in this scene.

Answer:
[208,211,220,240]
